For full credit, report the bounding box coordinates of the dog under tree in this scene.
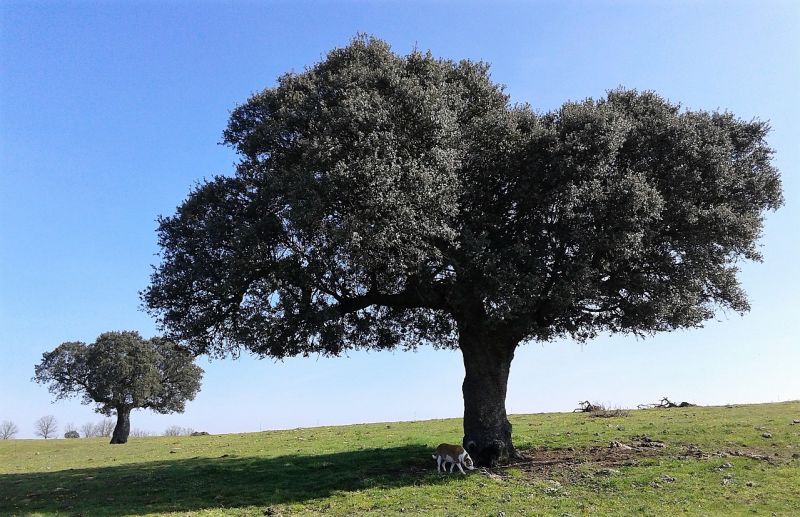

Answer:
[34,331,203,444]
[143,36,782,466]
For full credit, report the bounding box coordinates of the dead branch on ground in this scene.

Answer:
[574,401,602,413]
[637,397,695,409]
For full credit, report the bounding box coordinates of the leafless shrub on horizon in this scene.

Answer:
[164,425,194,437]
[1,420,19,439]
[94,418,115,437]
[80,422,97,438]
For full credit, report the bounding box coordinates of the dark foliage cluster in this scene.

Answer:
[34,331,203,417]
[144,36,782,360]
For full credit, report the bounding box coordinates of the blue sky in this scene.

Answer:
[1,1,798,438]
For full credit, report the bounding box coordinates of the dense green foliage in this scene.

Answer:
[143,35,782,463]
[145,36,782,357]
[1,402,798,516]
[33,331,203,443]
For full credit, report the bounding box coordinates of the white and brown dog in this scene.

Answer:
[432,443,476,474]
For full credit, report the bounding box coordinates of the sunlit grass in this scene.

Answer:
[1,401,798,515]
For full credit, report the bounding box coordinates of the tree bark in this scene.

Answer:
[459,323,519,467]
[110,407,131,444]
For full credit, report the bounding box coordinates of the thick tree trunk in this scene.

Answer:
[460,326,519,467]
[110,407,131,444]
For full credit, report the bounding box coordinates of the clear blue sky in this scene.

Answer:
[1,1,798,438]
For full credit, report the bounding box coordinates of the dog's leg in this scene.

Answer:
[457,462,466,474]
[436,455,442,472]
[449,461,455,473]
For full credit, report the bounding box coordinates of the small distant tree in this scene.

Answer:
[34,331,204,444]
[80,422,97,438]
[34,415,58,439]
[64,430,79,439]
[131,428,152,438]
[1,420,19,439]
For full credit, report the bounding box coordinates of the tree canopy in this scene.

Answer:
[34,331,204,444]
[143,36,782,464]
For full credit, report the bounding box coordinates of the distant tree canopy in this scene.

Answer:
[144,36,782,465]
[34,331,204,444]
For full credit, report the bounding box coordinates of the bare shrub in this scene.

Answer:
[164,425,194,437]
[94,418,115,437]
[80,422,97,438]
[1,420,19,439]
[64,430,80,438]
[131,428,152,438]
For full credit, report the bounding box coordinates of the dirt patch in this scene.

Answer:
[416,441,791,480]
[478,441,788,482]
[677,444,787,464]
[499,443,666,479]
[678,445,711,460]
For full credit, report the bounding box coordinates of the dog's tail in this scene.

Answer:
[431,454,437,459]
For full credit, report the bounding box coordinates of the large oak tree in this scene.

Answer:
[144,37,782,465]
[34,331,203,444]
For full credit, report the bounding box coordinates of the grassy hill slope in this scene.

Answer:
[1,401,798,516]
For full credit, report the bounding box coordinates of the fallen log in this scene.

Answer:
[637,397,695,409]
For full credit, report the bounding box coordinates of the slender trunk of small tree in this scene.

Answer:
[459,320,520,467]
[110,407,131,444]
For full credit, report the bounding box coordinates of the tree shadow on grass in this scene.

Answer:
[0,445,452,516]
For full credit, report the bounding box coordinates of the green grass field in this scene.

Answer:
[1,401,798,516]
